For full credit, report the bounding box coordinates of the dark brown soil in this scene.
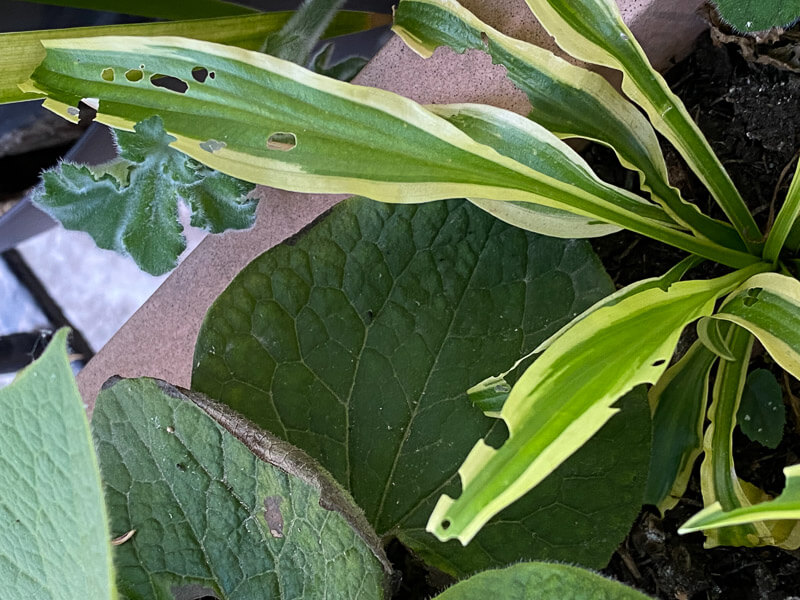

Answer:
[594,23,800,600]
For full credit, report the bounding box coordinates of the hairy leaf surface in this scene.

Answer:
[0,330,114,599]
[428,265,767,544]
[35,116,256,275]
[192,198,650,574]
[711,0,800,32]
[431,562,653,599]
[93,377,390,599]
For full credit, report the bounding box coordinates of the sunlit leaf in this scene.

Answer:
[0,330,115,599]
[94,377,391,598]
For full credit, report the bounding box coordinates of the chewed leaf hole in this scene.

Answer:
[441,519,451,530]
[125,68,143,82]
[150,73,189,93]
[101,68,114,82]
[191,66,209,83]
[199,139,226,153]
[743,287,763,307]
[652,359,666,367]
[267,132,297,151]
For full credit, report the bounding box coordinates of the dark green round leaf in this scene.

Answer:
[738,368,786,449]
[192,198,649,574]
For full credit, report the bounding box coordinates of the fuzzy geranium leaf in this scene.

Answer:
[34,116,256,275]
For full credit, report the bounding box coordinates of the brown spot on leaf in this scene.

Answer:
[264,496,284,538]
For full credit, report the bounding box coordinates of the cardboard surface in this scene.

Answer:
[77,0,707,408]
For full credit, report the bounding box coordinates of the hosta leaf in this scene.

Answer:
[698,323,774,547]
[0,329,114,599]
[645,340,718,514]
[0,11,388,104]
[738,368,785,449]
[766,157,800,259]
[93,377,391,599]
[711,273,800,380]
[34,116,256,275]
[192,198,651,574]
[696,325,800,548]
[428,264,767,545]
[22,34,759,268]
[696,316,736,361]
[523,0,761,251]
[681,464,800,536]
[468,255,702,419]
[393,0,741,250]
[711,0,800,32]
[431,562,653,599]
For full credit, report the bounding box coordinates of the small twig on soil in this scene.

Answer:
[767,150,800,232]
[617,543,643,581]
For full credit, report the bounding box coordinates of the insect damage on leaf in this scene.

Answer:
[34,115,257,276]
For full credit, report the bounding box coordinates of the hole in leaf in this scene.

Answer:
[441,520,451,530]
[743,287,763,307]
[652,359,666,367]
[267,132,297,151]
[150,73,189,93]
[199,139,226,153]
[191,66,209,83]
[101,67,114,81]
[125,68,143,82]
[209,71,216,79]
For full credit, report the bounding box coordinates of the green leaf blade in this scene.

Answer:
[738,368,785,449]
[431,562,653,599]
[193,198,650,573]
[24,34,758,268]
[712,273,800,380]
[393,0,742,250]
[523,0,762,251]
[711,0,800,32]
[94,377,390,599]
[645,341,718,514]
[0,329,115,600]
[428,265,766,544]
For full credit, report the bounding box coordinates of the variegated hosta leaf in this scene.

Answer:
[697,323,800,548]
[696,316,735,361]
[22,35,760,268]
[427,264,767,544]
[765,156,800,259]
[0,10,388,104]
[645,340,717,514]
[393,0,743,250]
[711,273,800,380]
[522,0,762,252]
[467,255,702,409]
[681,464,800,540]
